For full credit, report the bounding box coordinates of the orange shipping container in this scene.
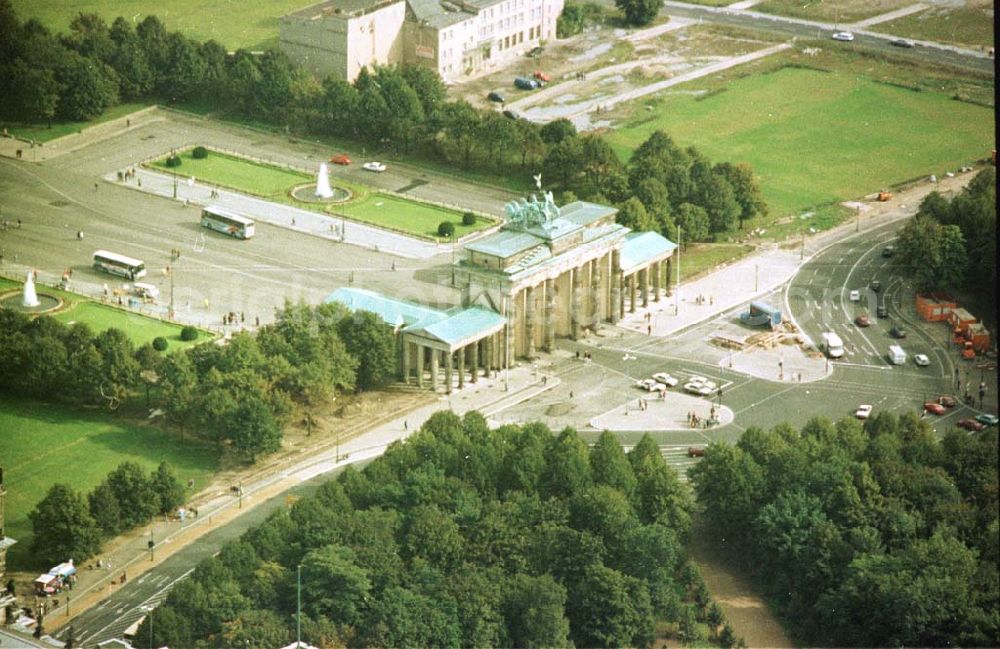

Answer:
[916,293,956,322]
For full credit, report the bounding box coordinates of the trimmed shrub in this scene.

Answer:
[462,212,476,226]
[165,154,182,168]
[438,221,455,238]
[152,337,169,352]
[180,326,199,342]
[192,146,209,159]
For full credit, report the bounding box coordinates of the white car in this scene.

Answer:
[652,372,679,387]
[685,382,714,396]
[914,354,930,366]
[363,162,387,172]
[637,378,667,392]
[687,376,708,386]
[856,404,873,419]
[849,290,860,302]
[832,31,855,42]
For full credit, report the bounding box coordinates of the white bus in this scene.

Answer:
[201,205,255,239]
[92,250,146,280]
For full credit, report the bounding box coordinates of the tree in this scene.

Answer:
[714,162,767,228]
[541,427,592,499]
[674,202,710,243]
[7,59,59,124]
[701,173,741,234]
[88,482,122,536]
[616,197,656,232]
[64,12,115,62]
[361,585,462,648]
[543,137,583,187]
[107,462,158,528]
[253,50,294,121]
[634,177,674,234]
[435,100,480,167]
[557,3,585,37]
[158,32,206,101]
[28,484,101,566]
[503,573,573,648]
[401,64,446,117]
[300,544,371,625]
[150,461,185,515]
[336,310,397,390]
[567,564,655,648]
[589,430,638,498]
[896,216,967,292]
[689,443,767,543]
[615,0,661,25]
[540,118,577,145]
[56,55,119,120]
[219,609,292,649]
[228,394,282,462]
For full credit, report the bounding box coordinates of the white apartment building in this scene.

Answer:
[280,0,564,82]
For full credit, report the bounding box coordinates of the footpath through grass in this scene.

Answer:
[149,149,495,240]
[607,65,994,219]
[10,0,306,51]
[1,102,148,144]
[0,394,220,569]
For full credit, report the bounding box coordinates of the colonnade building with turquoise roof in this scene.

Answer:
[328,194,676,392]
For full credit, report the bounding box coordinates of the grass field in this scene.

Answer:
[0,278,210,350]
[0,395,219,569]
[754,0,913,23]
[606,65,994,219]
[150,149,494,240]
[10,0,306,50]
[1,102,148,144]
[679,243,756,282]
[878,4,995,51]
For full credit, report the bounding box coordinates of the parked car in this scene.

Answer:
[957,418,985,432]
[877,304,888,318]
[856,404,873,419]
[687,447,705,458]
[832,31,855,41]
[685,382,714,396]
[363,162,387,172]
[924,401,946,415]
[882,245,895,257]
[855,314,871,327]
[533,70,550,83]
[849,290,861,301]
[527,46,544,57]
[329,153,352,165]
[975,413,999,426]
[652,372,679,387]
[890,326,906,338]
[636,378,667,392]
[914,353,930,366]
[937,395,958,408]
[487,91,505,103]
[514,76,539,90]
[687,376,708,386]
[870,280,881,292]
[502,109,519,120]
[890,38,914,48]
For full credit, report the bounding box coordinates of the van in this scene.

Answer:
[821,332,844,358]
[514,76,539,90]
[888,345,906,365]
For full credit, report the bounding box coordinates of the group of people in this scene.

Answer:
[574,351,593,361]
[223,311,245,326]
[0,218,22,230]
[695,294,714,306]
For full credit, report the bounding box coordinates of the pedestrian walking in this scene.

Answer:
[137,178,141,188]
[404,420,408,430]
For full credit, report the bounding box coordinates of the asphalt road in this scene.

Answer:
[660,2,995,77]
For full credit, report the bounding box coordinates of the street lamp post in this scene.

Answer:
[675,226,681,316]
[297,565,302,647]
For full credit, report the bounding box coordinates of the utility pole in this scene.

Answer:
[755,264,759,292]
[297,565,302,647]
[238,480,243,509]
[675,226,681,315]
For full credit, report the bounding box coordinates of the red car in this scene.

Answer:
[937,395,958,408]
[855,314,871,327]
[957,418,985,432]
[329,153,352,165]
[534,70,550,83]
[923,402,946,415]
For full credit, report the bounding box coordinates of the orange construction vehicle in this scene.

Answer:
[877,191,893,201]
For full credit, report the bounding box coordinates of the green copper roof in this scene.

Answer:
[406,306,506,346]
[620,231,677,272]
[326,287,446,329]
[559,201,618,226]
[465,230,541,258]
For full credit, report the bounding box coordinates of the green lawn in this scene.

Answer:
[878,5,995,51]
[606,66,994,219]
[1,102,149,144]
[10,0,307,50]
[149,148,496,240]
[0,395,219,569]
[678,243,755,282]
[754,0,913,23]
[1,278,210,350]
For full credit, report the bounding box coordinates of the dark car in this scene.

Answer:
[890,326,906,338]
[527,46,544,57]
[957,418,986,432]
[937,395,958,408]
[882,245,895,257]
[487,91,505,103]
[502,109,519,120]
[976,413,1000,426]
[855,314,871,327]
[870,280,881,292]
[877,304,888,318]
[890,38,915,48]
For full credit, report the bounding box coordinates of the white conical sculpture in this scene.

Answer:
[22,269,40,308]
[315,163,334,199]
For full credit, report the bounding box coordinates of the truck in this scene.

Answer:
[888,344,906,365]
[821,332,844,358]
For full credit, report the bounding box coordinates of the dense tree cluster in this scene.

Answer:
[28,461,184,566]
[614,0,662,26]
[135,415,728,648]
[0,2,767,243]
[689,413,999,646]
[0,299,396,462]
[895,168,996,317]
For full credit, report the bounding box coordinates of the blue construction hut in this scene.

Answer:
[740,301,782,328]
